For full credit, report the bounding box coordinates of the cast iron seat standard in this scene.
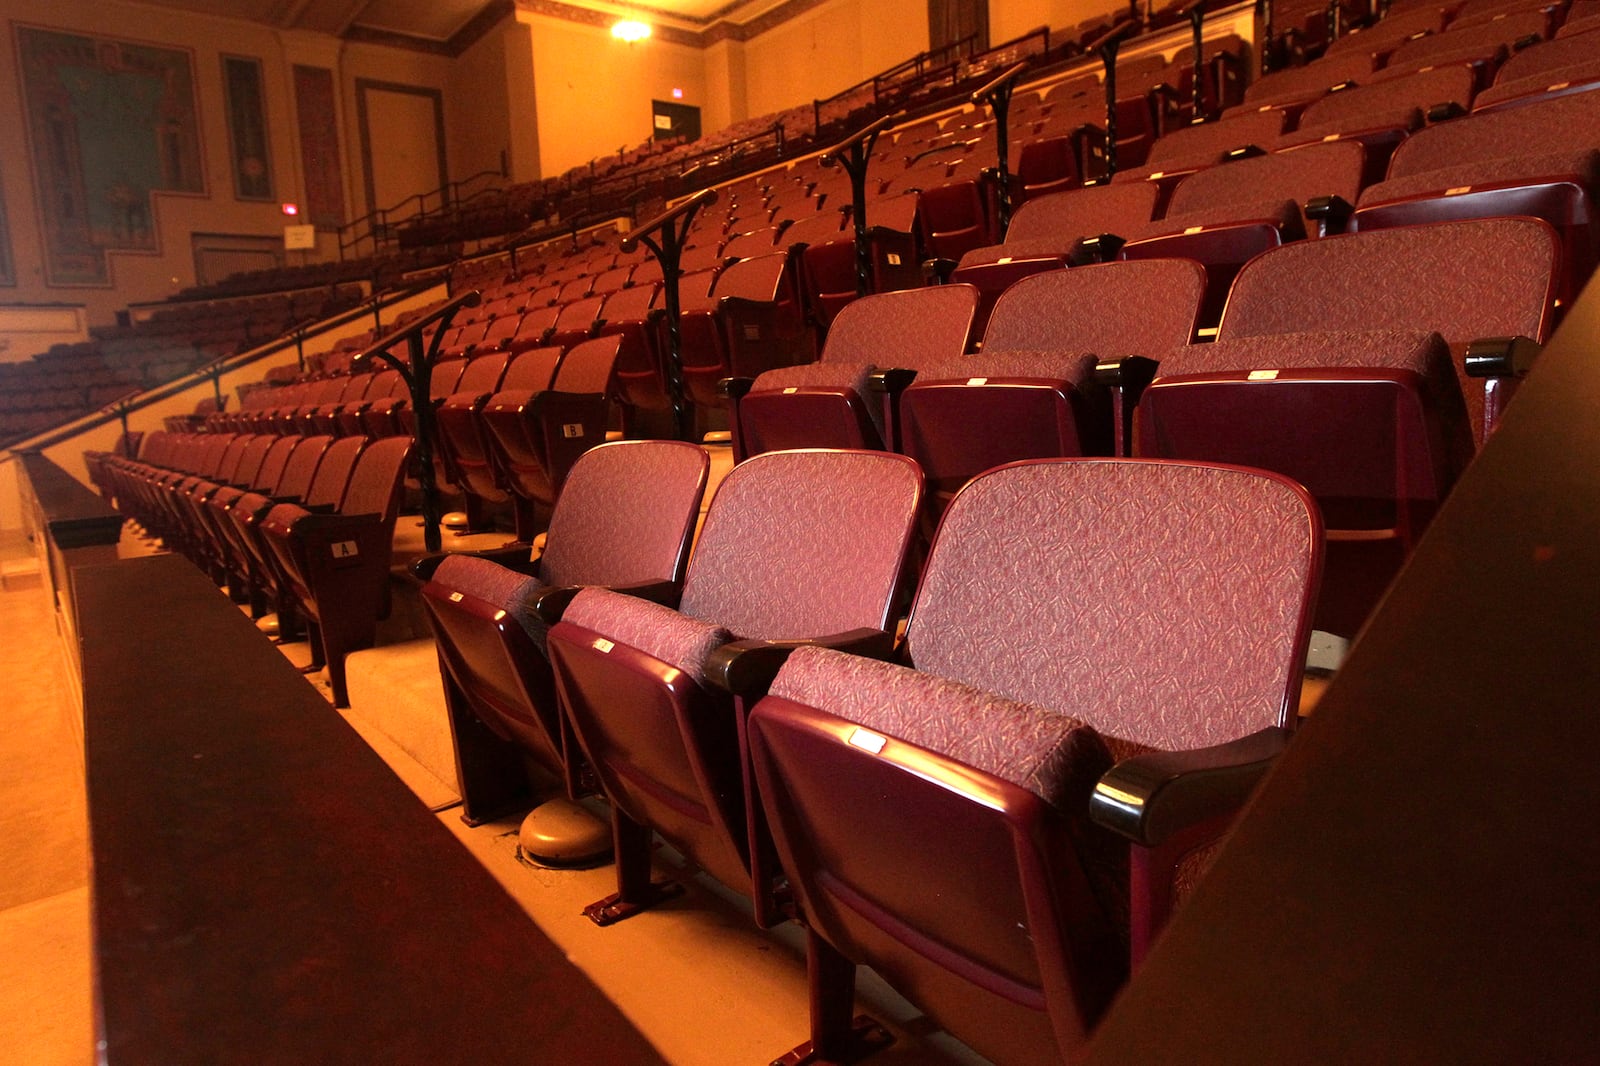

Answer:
[725,285,979,461]
[746,458,1322,1066]
[258,436,413,708]
[416,440,710,829]
[1351,88,1600,307]
[1124,217,1558,637]
[897,260,1207,520]
[937,181,1162,332]
[546,449,924,928]
[477,336,622,538]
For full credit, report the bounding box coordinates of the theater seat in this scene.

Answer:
[418,439,709,826]
[747,458,1321,1066]
[727,285,979,460]
[546,449,923,926]
[259,437,413,707]
[898,260,1206,517]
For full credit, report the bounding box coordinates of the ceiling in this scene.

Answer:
[123,0,788,44]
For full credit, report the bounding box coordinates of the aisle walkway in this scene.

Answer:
[0,530,91,1066]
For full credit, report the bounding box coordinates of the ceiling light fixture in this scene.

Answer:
[611,20,651,43]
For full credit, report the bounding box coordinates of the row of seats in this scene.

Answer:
[418,441,1325,1065]
[89,432,412,707]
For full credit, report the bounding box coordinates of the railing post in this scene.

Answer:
[823,115,896,300]
[350,290,482,553]
[972,62,1029,238]
[621,189,719,442]
[1189,2,1208,119]
[1091,20,1140,179]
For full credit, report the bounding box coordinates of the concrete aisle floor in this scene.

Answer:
[0,531,92,1066]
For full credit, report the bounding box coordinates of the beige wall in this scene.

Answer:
[518,13,708,180]
[743,0,930,119]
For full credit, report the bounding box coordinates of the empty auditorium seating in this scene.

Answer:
[898,260,1206,516]
[727,285,979,460]
[417,439,709,823]
[546,449,923,925]
[259,436,413,707]
[747,458,1321,1065]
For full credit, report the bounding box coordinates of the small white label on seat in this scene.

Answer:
[783,386,798,394]
[967,376,988,386]
[331,540,359,558]
[1248,369,1280,380]
[449,591,464,602]
[887,253,902,265]
[848,728,887,754]
[594,638,614,653]
[1549,81,1569,91]
[997,256,1014,264]
[1446,185,1472,196]
[1150,170,1165,179]
[562,423,584,438]
[1184,225,1204,235]
[1323,133,1340,142]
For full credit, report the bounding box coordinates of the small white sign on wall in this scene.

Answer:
[283,224,317,250]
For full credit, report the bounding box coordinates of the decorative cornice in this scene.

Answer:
[342,0,516,57]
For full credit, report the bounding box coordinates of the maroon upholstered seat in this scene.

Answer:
[419,440,709,823]
[478,335,621,538]
[1352,89,1600,304]
[898,260,1205,516]
[947,181,1162,331]
[729,285,979,460]
[747,458,1321,1066]
[1122,139,1368,325]
[1138,329,1473,636]
[677,251,814,414]
[546,449,923,927]
[259,437,413,707]
[1215,216,1560,443]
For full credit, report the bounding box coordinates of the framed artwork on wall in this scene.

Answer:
[222,54,274,201]
[15,25,205,287]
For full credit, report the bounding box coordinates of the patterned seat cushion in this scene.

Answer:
[911,349,1098,387]
[1359,148,1600,206]
[562,587,732,685]
[769,645,1112,810]
[431,554,552,651]
[750,360,874,396]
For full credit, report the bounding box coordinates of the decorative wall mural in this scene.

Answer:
[15,26,204,287]
[222,54,273,201]
[293,65,347,229]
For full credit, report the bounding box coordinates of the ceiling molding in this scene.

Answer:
[514,0,833,47]
[341,0,515,56]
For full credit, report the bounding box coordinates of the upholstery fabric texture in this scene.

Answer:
[769,645,1114,809]
[1382,88,1600,176]
[983,260,1205,356]
[1161,140,1365,222]
[911,349,1098,385]
[1474,64,1600,111]
[433,555,553,650]
[338,437,410,518]
[905,460,1317,754]
[539,440,705,588]
[1360,148,1599,206]
[553,336,624,393]
[679,450,918,640]
[1241,51,1377,105]
[562,587,733,685]
[818,284,977,366]
[750,360,874,394]
[1221,218,1556,344]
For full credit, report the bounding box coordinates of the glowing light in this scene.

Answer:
[611,20,651,42]
[280,202,299,216]
[671,87,683,99]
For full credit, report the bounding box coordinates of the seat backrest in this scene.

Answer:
[1383,87,1600,176]
[551,335,622,394]
[272,435,334,498]
[501,346,563,391]
[1241,50,1377,105]
[429,359,469,398]
[710,251,790,302]
[336,436,412,518]
[1163,139,1365,222]
[1144,110,1288,170]
[452,352,510,396]
[303,436,367,508]
[252,435,301,491]
[1295,65,1476,133]
[1222,217,1557,344]
[678,450,922,639]
[820,285,979,367]
[1497,25,1600,83]
[538,439,709,588]
[982,260,1206,356]
[1386,9,1548,67]
[597,282,658,325]
[1004,182,1160,245]
[904,459,1321,752]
